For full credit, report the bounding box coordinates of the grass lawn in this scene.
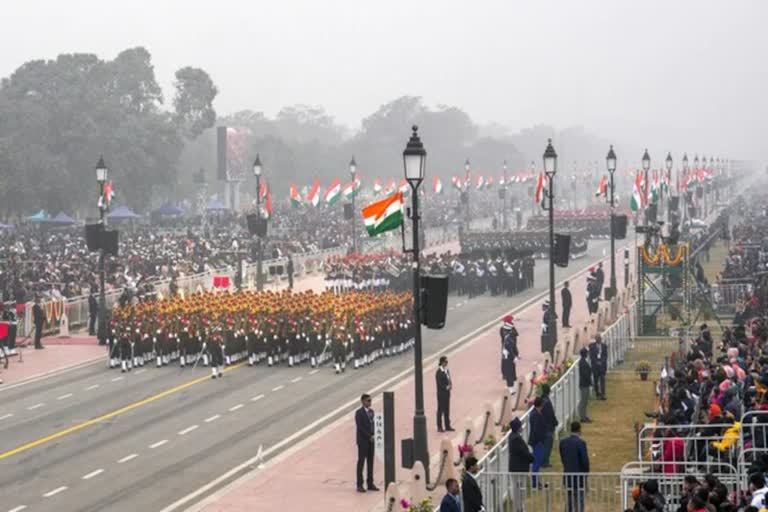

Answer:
[700,239,730,283]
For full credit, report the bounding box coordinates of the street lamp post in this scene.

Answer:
[253,154,264,291]
[464,159,471,231]
[694,155,700,221]
[95,156,108,345]
[403,125,429,480]
[501,160,508,229]
[642,149,651,228]
[682,153,689,224]
[542,139,558,355]
[606,145,617,300]
[665,152,673,222]
[350,157,357,254]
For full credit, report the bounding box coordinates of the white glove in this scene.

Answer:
[541,323,548,334]
[502,349,509,359]
[514,357,520,363]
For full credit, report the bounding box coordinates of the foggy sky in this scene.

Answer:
[2,0,767,162]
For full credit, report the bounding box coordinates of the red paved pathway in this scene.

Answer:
[191,245,635,512]
[0,343,105,385]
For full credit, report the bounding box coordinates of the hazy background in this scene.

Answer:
[0,0,765,212]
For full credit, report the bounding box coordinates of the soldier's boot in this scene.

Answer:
[288,355,294,367]
[156,355,162,368]
[311,356,316,368]
[211,366,218,379]
[217,365,223,378]
[248,354,254,366]
[180,355,186,368]
[121,360,127,373]
[341,361,346,372]
[225,355,231,365]
[203,354,209,366]
[335,362,341,374]
[267,355,273,367]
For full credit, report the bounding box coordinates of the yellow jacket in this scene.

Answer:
[711,422,742,452]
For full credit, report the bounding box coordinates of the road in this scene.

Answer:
[0,240,617,512]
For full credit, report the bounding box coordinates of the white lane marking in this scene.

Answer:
[135,369,147,375]
[178,425,199,436]
[290,377,302,383]
[228,404,244,412]
[149,440,169,449]
[272,385,284,392]
[251,394,265,402]
[57,393,73,400]
[0,413,13,421]
[8,506,27,512]
[85,384,99,391]
[27,403,44,410]
[308,369,319,375]
[204,414,221,423]
[455,302,463,308]
[159,249,619,512]
[118,454,138,463]
[111,376,124,382]
[82,468,104,480]
[42,486,68,498]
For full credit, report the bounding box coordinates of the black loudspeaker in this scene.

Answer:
[420,275,449,329]
[101,230,119,256]
[498,188,506,199]
[696,185,704,199]
[688,206,697,218]
[685,191,693,204]
[216,126,227,181]
[553,234,570,267]
[612,215,628,240]
[85,223,104,252]
[646,203,658,224]
[247,214,267,238]
[343,203,354,220]
[669,196,680,212]
[460,191,468,204]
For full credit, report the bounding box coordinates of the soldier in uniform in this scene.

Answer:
[501,315,519,394]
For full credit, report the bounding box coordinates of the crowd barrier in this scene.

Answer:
[711,282,752,313]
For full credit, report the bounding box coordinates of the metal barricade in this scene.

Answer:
[477,472,627,512]
[740,410,768,479]
[710,282,752,313]
[620,461,741,504]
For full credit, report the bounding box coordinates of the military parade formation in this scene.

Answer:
[106,289,414,377]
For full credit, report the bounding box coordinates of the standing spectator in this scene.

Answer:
[660,428,684,474]
[541,301,557,359]
[435,356,454,432]
[461,456,485,512]
[561,281,572,328]
[88,288,98,338]
[32,295,45,350]
[354,394,378,492]
[578,347,593,423]
[595,261,605,298]
[586,273,600,314]
[439,478,461,512]
[529,397,547,486]
[501,317,519,394]
[589,334,608,400]
[287,256,294,290]
[507,416,533,507]
[559,421,590,512]
[750,472,768,508]
[540,383,559,468]
[500,315,518,379]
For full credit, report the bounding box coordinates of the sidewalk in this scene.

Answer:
[0,342,105,385]
[192,248,633,512]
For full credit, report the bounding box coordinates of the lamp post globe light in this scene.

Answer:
[402,125,429,479]
[350,157,358,254]
[606,145,617,300]
[253,154,264,291]
[95,156,109,345]
[542,139,558,358]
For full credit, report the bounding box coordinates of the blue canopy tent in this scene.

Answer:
[48,212,78,225]
[107,206,141,220]
[206,199,228,211]
[26,210,49,223]
[156,203,184,216]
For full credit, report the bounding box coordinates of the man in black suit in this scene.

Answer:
[436,355,454,432]
[354,393,379,492]
[32,296,45,350]
[561,281,572,328]
[461,456,484,512]
[439,478,461,512]
[588,335,608,400]
[595,261,605,297]
[88,288,98,338]
[559,421,590,512]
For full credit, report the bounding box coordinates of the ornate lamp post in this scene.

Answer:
[542,139,558,352]
[403,125,428,479]
[642,149,651,227]
[464,158,471,231]
[665,152,673,220]
[253,154,264,291]
[95,156,108,344]
[350,157,357,253]
[606,145,617,299]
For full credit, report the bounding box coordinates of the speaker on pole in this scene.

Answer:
[553,234,570,267]
[101,230,119,256]
[85,223,104,252]
[669,196,680,212]
[343,203,354,220]
[612,215,628,240]
[460,191,468,204]
[420,275,449,329]
[246,214,267,238]
[646,203,658,224]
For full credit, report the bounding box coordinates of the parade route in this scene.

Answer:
[0,239,623,512]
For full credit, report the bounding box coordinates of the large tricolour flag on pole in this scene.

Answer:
[290,183,301,207]
[325,178,341,204]
[433,176,443,194]
[362,192,404,237]
[630,171,645,212]
[306,178,321,207]
[595,176,607,198]
[534,172,545,204]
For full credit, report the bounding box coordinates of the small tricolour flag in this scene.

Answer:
[595,176,607,198]
[475,175,485,190]
[290,183,301,207]
[534,173,545,204]
[398,179,409,197]
[325,178,341,204]
[265,185,273,218]
[433,176,443,194]
[630,172,645,212]
[362,192,404,237]
[373,178,383,194]
[307,178,321,207]
[384,179,396,195]
[452,176,462,190]
[98,181,115,209]
[650,171,659,203]
[342,180,356,200]
[485,175,493,189]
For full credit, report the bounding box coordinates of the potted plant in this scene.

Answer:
[636,360,651,381]
[458,443,474,461]
[483,434,497,450]
[400,497,433,512]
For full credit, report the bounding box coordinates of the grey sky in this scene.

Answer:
[2,0,766,161]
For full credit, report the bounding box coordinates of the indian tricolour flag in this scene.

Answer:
[398,179,410,197]
[384,178,396,195]
[451,176,462,190]
[595,176,607,198]
[342,180,356,200]
[325,178,341,204]
[534,172,545,204]
[362,192,404,237]
[373,178,383,194]
[475,175,485,190]
[433,176,443,194]
[290,183,301,207]
[650,171,659,203]
[306,178,321,207]
[485,175,494,189]
[630,172,645,212]
[499,175,506,187]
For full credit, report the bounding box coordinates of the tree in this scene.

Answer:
[173,66,218,139]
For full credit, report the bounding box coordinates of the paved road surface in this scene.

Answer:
[0,240,618,512]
